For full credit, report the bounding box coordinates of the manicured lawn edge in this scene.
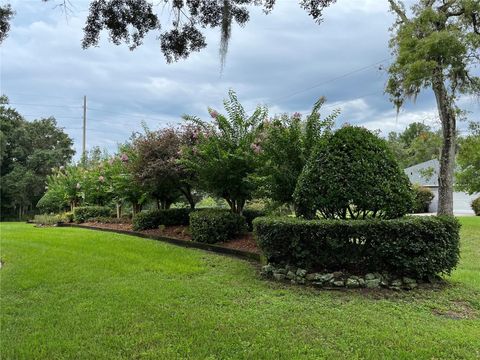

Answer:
[57,223,261,262]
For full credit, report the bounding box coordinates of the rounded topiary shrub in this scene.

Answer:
[294,126,413,219]
[37,191,67,213]
[472,197,480,216]
[412,185,435,213]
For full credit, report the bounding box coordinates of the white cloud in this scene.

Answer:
[1,0,478,161]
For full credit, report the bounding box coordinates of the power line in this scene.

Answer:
[8,102,82,109]
[245,57,392,112]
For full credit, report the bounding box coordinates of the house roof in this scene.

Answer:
[404,159,439,187]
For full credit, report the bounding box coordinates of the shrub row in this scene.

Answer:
[253,216,460,279]
[189,209,246,244]
[73,206,111,223]
[132,207,265,234]
[132,208,192,231]
[87,216,132,224]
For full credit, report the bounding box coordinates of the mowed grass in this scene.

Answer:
[0,220,479,360]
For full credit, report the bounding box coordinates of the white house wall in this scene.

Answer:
[428,187,478,214]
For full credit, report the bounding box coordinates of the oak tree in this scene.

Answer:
[387,0,480,215]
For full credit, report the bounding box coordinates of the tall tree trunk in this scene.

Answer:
[116,203,122,218]
[432,70,456,215]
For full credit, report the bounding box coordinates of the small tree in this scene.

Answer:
[257,97,339,207]
[132,125,199,209]
[294,126,413,219]
[181,90,267,214]
[108,145,147,216]
[44,165,84,211]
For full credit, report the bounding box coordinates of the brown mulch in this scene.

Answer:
[80,222,259,254]
[221,233,259,253]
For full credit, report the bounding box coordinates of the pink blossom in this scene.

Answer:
[208,109,219,119]
[120,153,129,162]
[293,112,301,119]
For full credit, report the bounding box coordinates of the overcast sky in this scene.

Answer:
[1,0,479,159]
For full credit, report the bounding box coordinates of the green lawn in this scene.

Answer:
[1,220,479,359]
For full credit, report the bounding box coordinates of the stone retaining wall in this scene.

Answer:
[261,264,421,290]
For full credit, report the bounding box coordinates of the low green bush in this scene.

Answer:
[73,206,111,223]
[132,208,192,231]
[59,212,74,223]
[472,197,480,216]
[87,216,132,224]
[242,209,267,231]
[33,214,61,225]
[254,216,460,279]
[412,185,435,213]
[189,209,246,244]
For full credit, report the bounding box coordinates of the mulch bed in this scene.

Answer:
[81,222,260,254]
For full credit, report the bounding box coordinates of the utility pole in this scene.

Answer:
[82,95,87,164]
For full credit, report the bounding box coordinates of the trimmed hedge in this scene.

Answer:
[87,216,132,224]
[242,209,267,231]
[472,197,480,216]
[132,208,192,231]
[254,216,460,279]
[189,209,246,244]
[73,206,111,223]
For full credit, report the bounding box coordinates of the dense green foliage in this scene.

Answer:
[294,126,413,219]
[182,90,267,214]
[132,208,192,231]
[1,220,479,358]
[41,146,147,217]
[132,126,200,209]
[242,209,267,231]
[36,188,68,213]
[254,216,460,278]
[387,122,442,168]
[256,98,338,207]
[189,209,246,244]
[0,98,74,219]
[412,185,435,213]
[472,197,480,216]
[73,206,111,223]
[456,122,480,195]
